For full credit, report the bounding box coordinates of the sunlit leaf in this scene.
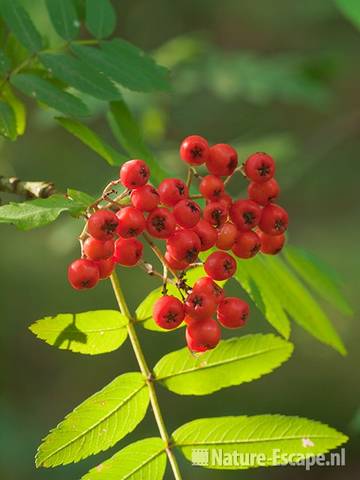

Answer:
[0,99,17,140]
[335,0,360,30]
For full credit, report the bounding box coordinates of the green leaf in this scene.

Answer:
[284,246,353,316]
[39,52,122,101]
[11,73,89,117]
[82,438,167,479]
[0,99,17,140]
[2,85,26,135]
[0,194,87,230]
[85,0,116,39]
[335,0,360,30]
[66,188,96,206]
[154,334,293,395]
[0,50,11,75]
[29,310,128,355]
[57,117,127,166]
[71,39,171,92]
[108,100,169,182]
[36,372,150,467]
[46,0,80,40]
[173,415,348,469]
[0,0,42,52]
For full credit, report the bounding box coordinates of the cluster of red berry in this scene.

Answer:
[68,135,288,352]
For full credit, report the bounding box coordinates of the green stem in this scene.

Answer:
[110,272,183,480]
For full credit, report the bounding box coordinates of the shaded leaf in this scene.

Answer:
[29,310,128,355]
[82,437,167,479]
[85,0,116,39]
[36,372,150,467]
[154,334,293,395]
[0,99,17,140]
[335,0,360,30]
[46,0,79,40]
[0,50,11,75]
[174,415,348,469]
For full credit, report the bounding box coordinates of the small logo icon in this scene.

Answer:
[191,448,209,466]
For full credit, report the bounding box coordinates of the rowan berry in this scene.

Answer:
[131,185,160,212]
[244,152,275,183]
[186,318,221,352]
[114,237,143,266]
[180,135,209,165]
[232,230,261,259]
[158,178,188,206]
[204,201,228,227]
[153,295,185,330]
[116,206,146,238]
[192,219,218,251]
[164,251,190,270]
[204,251,237,280]
[258,231,286,254]
[185,290,216,320]
[68,259,100,290]
[219,192,233,210]
[95,257,115,279]
[87,209,118,240]
[166,229,201,263]
[259,203,288,236]
[120,159,150,189]
[199,175,225,201]
[216,222,238,250]
[173,199,201,228]
[248,178,280,206]
[217,297,249,328]
[230,199,261,231]
[206,143,238,176]
[83,237,114,261]
[146,208,176,239]
[192,276,225,304]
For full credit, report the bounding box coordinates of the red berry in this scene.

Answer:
[258,231,286,254]
[180,135,209,166]
[204,201,228,228]
[232,230,261,259]
[158,178,188,206]
[230,199,261,231]
[244,152,275,183]
[153,295,185,330]
[219,192,233,210]
[199,175,225,201]
[116,206,146,238]
[131,185,159,212]
[95,257,115,279]
[186,318,221,352]
[166,229,201,263]
[87,210,118,240]
[216,222,238,250]
[173,199,201,228]
[217,297,249,328]
[165,251,190,270]
[192,219,218,251]
[120,159,150,189]
[259,203,288,236]
[192,276,225,305]
[83,237,114,260]
[184,290,216,320]
[206,143,238,176]
[204,251,236,280]
[114,237,143,266]
[248,178,280,206]
[68,259,99,290]
[146,208,176,239]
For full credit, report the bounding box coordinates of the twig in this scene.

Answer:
[0,176,55,199]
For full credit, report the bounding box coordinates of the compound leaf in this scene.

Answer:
[85,0,116,39]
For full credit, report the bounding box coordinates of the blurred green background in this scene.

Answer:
[1,0,359,478]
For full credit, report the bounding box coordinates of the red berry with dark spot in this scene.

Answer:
[204,201,228,228]
[116,206,146,238]
[244,152,275,183]
[230,199,261,231]
[185,290,216,320]
[165,251,190,270]
[216,222,238,250]
[204,251,237,280]
[131,185,160,212]
[173,199,201,228]
[83,237,114,261]
[114,237,143,266]
[153,295,185,330]
[68,259,100,290]
[192,276,225,304]
[87,210,118,240]
[146,208,176,239]
[158,178,188,206]
[120,159,150,189]
[217,297,249,328]
[259,203,288,236]
[258,231,286,254]
[206,143,238,176]
[186,318,221,352]
[167,229,201,263]
[199,175,225,201]
[95,257,115,279]
[232,230,261,259]
[192,219,218,251]
[248,178,280,206]
[180,135,209,166]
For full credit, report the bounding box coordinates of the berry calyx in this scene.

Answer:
[186,318,221,352]
[184,290,216,320]
[216,222,238,250]
[230,199,261,231]
[180,135,209,166]
[166,229,201,263]
[120,159,150,189]
[173,199,201,228]
[204,201,228,228]
[244,152,275,183]
[158,178,188,206]
[131,185,160,212]
[114,237,143,266]
[217,297,249,328]
[199,175,225,201]
[206,143,238,176]
[146,208,176,239]
[192,219,218,251]
[204,251,237,280]
[192,276,225,304]
[153,295,185,330]
[87,210,118,240]
[68,259,100,290]
[116,206,146,238]
[248,178,280,206]
[83,237,114,261]
[232,230,261,259]
[259,203,289,236]
[258,231,286,254]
